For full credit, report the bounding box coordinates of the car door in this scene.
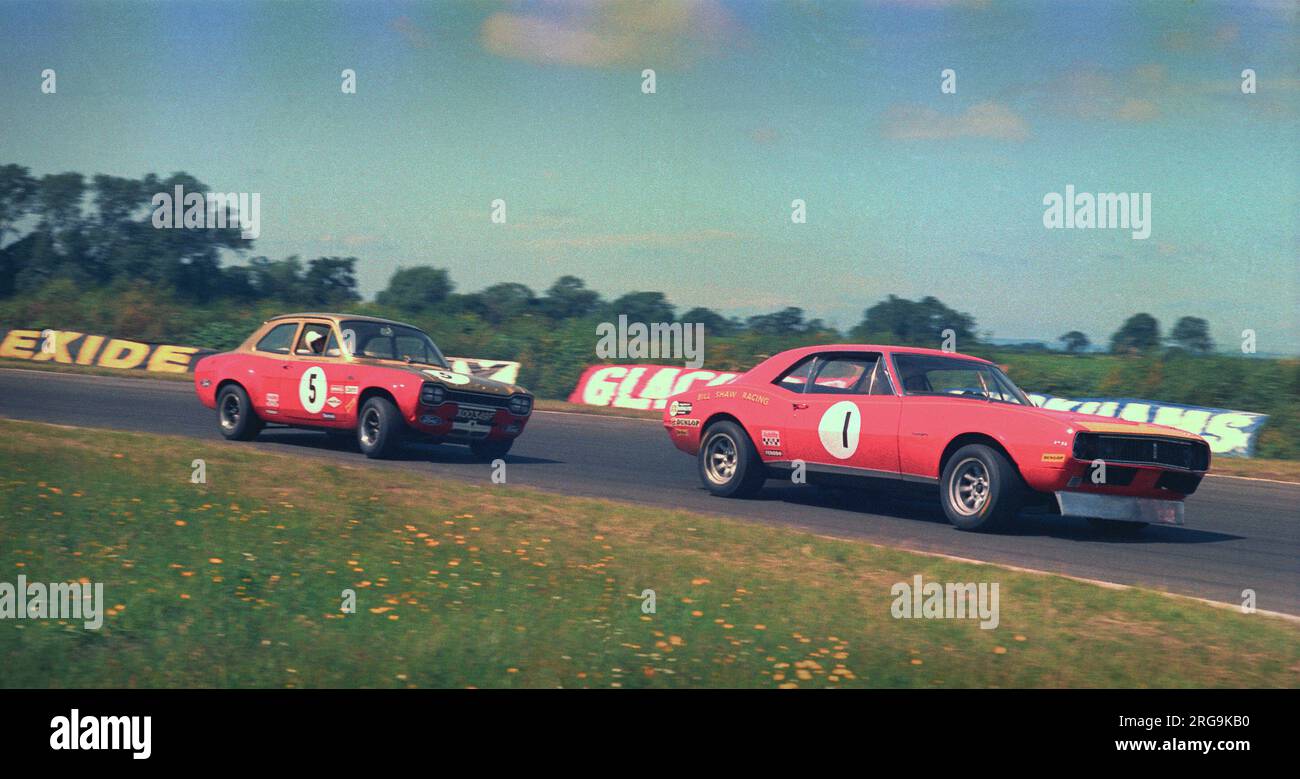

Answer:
[782,353,901,476]
[246,320,302,419]
[277,320,351,426]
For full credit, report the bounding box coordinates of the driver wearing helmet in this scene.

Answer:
[303,329,326,355]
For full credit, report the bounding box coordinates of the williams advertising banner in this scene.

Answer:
[1023,394,1269,458]
[568,362,1269,458]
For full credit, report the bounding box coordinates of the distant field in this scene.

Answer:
[0,419,1296,689]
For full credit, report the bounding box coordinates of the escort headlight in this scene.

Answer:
[508,394,532,416]
[420,382,446,406]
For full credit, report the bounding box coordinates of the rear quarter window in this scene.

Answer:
[255,322,298,354]
[773,357,816,391]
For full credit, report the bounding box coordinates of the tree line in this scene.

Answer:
[0,162,1226,354]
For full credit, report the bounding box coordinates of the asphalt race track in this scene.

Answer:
[2,367,1297,615]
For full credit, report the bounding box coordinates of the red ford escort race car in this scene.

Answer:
[664,345,1211,533]
[195,313,533,459]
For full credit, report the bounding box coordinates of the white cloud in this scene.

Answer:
[480,0,740,68]
[882,101,1030,141]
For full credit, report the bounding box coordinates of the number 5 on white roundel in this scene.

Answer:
[817,400,861,459]
[299,366,327,414]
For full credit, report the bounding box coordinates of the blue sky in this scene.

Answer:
[1,0,1296,349]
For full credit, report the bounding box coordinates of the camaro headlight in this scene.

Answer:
[508,394,532,416]
[420,383,446,406]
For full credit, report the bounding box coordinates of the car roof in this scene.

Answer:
[742,343,994,385]
[775,343,994,363]
[265,312,420,329]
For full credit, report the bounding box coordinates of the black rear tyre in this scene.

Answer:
[939,444,1024,531]
[216,384,263,441]
[357,396,404,459]
[698,421,766,498]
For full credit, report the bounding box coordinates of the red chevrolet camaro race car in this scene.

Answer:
[195,313,533,459]
[663,344,1211,533]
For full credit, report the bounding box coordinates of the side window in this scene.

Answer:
[773,357,817,392]
[808,357,874,394]
[355,324,396,359]
[865,360,894,395]
[255,322,298,354]
[324,330,342,357]
[294,323,333,356]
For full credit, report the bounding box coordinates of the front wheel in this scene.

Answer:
[698,421,766,498]
[939,444,1024,531]
[216,384,263,441]
[357,396,404,459]
[469,438,513,461]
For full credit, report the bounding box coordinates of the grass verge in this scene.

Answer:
[1,418,1296,688]
[1203,458,1300,483]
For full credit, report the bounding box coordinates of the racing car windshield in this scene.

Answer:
[339,320,449,368]
[892,354,1031,405]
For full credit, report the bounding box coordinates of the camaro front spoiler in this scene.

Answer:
[1054,491,1184,526]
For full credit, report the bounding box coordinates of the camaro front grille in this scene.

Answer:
[1073,433,1210,471]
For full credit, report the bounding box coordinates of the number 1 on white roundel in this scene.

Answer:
[817,400,861,459]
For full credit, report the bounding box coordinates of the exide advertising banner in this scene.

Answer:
[568,362,1269,457]
[0,327,215,373]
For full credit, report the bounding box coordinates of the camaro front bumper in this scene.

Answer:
[1054,491,1184,526]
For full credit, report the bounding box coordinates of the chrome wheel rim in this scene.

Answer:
[704,433,738,485]
[360,407,381,447]
[219,393,240,430]
[948,457,990,516]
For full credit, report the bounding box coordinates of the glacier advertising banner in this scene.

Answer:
[568,364,741,410]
